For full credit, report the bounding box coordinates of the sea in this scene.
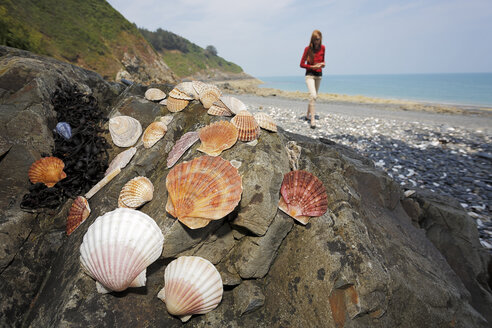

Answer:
[257,73,492,107]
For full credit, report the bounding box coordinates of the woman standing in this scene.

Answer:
[300,30,325,128]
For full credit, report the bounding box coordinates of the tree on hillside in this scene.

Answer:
[205,45,217,56]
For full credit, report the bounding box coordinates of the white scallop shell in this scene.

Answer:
[157,256,223,322]
[173,82,199,100]
[105,147,137,176]
[145,88,167,101]
[118,176,154,208]
[199,87,221,109]
[218,96,247,115]
[254,112,277,132]
[80,208,164,294]
[109,116,143,147]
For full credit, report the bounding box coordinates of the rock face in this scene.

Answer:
[0,46,491,327]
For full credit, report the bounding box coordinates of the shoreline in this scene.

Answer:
[215,78,492,116]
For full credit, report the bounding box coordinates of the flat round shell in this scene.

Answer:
[145,88,166,101]
[118,176,154,208]
[231,110,260,141]
[28,156,67,188]
[142,122,167,148]
[198,121,238,156]
[109,116,143,147]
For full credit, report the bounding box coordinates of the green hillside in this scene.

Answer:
[139,28,243,78]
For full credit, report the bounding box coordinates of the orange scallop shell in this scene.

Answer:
[278,170,328,225]
[254,112,277,132]
[198,121,238,156]
[118,176,154,208]
[167,96,189,112]
[231,110,260,141]
[166,156,242,229]
[28,156,67,187]
[142,122,167,148]
[66,196,91,235]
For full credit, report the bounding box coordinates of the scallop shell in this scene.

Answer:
[192,80,208,96]
[254,112,277,132]
[278,170,328,225]
[109,116,143,147]
[207,102,233,117]
[55,122,72,140]
[157,256,223,322]
[80,208,164,294]
[66,196,91,236]
[231,110,260,141]
[28,156,67,187]
[166,96,189,112]
[175,82,199,100]
[166,155,242,229]
[199,87,221,109]
[145,88,166,101]
[118,176,154,208]
[106,147,137,176]
[169,83,195,100]
[198,121,238,156]
[218,96,247,115]
[142,122,167,148]
[166,131,200,168]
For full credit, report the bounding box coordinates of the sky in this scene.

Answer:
[106,0,492,77]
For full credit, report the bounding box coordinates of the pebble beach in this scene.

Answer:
[216,81,492,251]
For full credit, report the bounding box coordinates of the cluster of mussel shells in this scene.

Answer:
[25,80,328,322]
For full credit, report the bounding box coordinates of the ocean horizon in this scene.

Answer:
[257,73,492,107]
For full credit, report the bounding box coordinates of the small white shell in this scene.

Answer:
[218,96,247,115]
[157,256,223,322]
[106,147,137,176]
[109,116,143,147]
[254,112,277,132]
[118,176,154,208]
[171,82,198,100]
[145,88,167,101]
[80,208,164,294]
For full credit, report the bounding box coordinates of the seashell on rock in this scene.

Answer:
[175,82,199,100]
[207,102,233,117]
[109,116,143,147]
[285,141,301,171]
[166,155,242,229]
[166,131,199,168]
[191,80,208,96]
[106,147,137,176]
[157,256,223,322]
[142,122,167,148]
[231,110,260,142]
[198,121,238,156]
[278,170,328,225]
[55,122,72,140]
[66,196,90,236]
[199,86,221,109]
[169,84,195,100]
[254,112,277,132]
[166,96,189,112]
[145,88,166,101]
[28,156,67,188]
[80,208,164,294]
[218,96,247,115]
[118,176,154,208]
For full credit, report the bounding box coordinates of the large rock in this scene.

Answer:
[0,46,491,327]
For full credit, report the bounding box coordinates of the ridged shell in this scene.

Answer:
[142,122,167,148]
[231,110,260,141]
[80,208,164,293]
[109,116,143,147]
[106,147,137,176]
[207,102,233,116]
[28,156,67,187]
[218,96,247,115]
[118,176,154,208]
[166,156,242,229]
[166,131,199,168]
[175,82,199,100]
[199,87,221,109]
[169,84,195,100]
[166,96,189,112]
[198,121,238,156]
[192,80,208,96]
[145,88,166,101]
[278,170,328,225]
[157,256,223,322]
[66,196,90,236]
[55,122,72,140]
[254,112,277,132]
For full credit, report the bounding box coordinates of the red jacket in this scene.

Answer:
[300,45,325,74]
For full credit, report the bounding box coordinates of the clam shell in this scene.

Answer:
[157,256,223,322]
[278,170,328,225]
[109,116,143,147]
[231,110,260,141]
[28,156,67,188]
[55,122,72,140]
[199,87,221,109]
[142,122,167,148]
[166,96,189,112]
[106,147,137,176]
[66,196,90,236]
[166,131,199,168]
[165,155,242,229]
[145,88,166,101]
[198,121,238,156]
[218,96,247,115]
[207,102,233,117]
[175,82,199,100]
[254,112,277,132]
[80,208,164,293]
[118,176,154,208]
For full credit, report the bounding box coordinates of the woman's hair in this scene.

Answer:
[307,30,322,64]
